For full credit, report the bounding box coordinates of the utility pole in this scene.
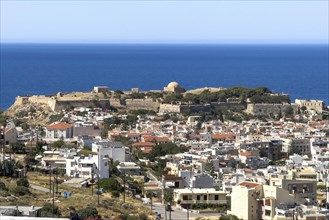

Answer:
[49,167,52,193]
[52,175,55,218]
[1,123,6,175]
[97,149,100,206]
[56,169,59,194]
[123,171,126,203]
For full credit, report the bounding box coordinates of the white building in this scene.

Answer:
[46,122,73,140]
[65,154,109,179]
[92,140,127,162]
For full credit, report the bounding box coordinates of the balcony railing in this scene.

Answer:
[180,200,227,204]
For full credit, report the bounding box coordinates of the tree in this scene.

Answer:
[98,177,123,192]
[10,142,26,154]
[51,139,65,149]
[284,106,294,117]
[101,130,108,139]
[146,191,155,210]
[164,189,173,220]
[78,207,98,219]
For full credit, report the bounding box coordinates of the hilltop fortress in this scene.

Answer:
[9,83,325,117]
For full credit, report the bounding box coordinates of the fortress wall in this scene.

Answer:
[246,103,297,116]
[28,95,50,105]
[109,98,124,108]
[14,97,29,105]
[159,104,181,113]
[180,104,212,113]
[52,99,111,112]
[13,96,50,107]
[211,102,246,111]
[125,99,160,111]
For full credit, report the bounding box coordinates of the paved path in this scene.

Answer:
[30,183,51,193]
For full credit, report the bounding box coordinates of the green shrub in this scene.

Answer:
[16,178,29,187]
[78,207,98,219]
[111,190,120,198]
[11,186,30,196]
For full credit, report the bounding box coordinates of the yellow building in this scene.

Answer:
[230,181,308,220]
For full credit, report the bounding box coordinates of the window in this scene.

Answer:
[204,195,207,200]
[265,210,271,216]
[214,195,219,200]
[196,195,200,200]
[182,195,188,200]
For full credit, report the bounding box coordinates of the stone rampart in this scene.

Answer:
[51,99,111,111]
[125,99,160,111]
[109,98,124,108]
[159,104,181,113]
[246,103,297,116]
[180,104,212,113]
[211,102,245,111]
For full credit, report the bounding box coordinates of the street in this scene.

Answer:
[30,183,51,193]
[149,202,220,220]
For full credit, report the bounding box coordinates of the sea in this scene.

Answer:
[0,44,328,110]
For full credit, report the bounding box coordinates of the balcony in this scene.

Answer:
[180,200,226,205]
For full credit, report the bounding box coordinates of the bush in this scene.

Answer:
[11,186,30,196]
[111,190,120,198]
[78,207,98,219]
[41,203,61,217]
[0,181,7,191]
[16,178,29,187]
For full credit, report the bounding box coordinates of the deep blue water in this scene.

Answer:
[1,44,328,109]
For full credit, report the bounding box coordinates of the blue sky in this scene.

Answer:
[1,1,328,44]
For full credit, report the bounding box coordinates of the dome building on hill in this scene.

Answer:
[163,82,185,93]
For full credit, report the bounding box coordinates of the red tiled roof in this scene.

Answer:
[212,133,236,139]
[127,133,140,137]
[239,181,260,188]
[155,137,169,142]
[47,122,72,130]
[240,152,251,157]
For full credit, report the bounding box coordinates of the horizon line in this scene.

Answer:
[1,42,328,46]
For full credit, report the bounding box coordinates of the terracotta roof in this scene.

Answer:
[132,142,156,147]
[212,133,236,139]
[47,122,72,130]
[240,152,251,157]
[126,133,141,137]
[239,181,260,188]
[155,137,170,142]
